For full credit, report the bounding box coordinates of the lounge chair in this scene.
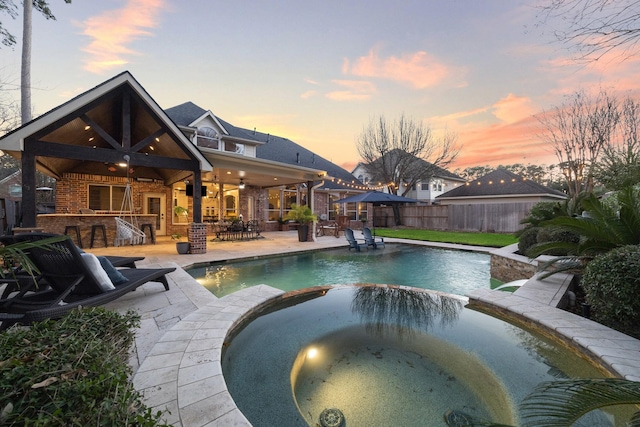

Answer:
[363,227,385,249]
[344,228,367,252]
[0,236,174,329]
[6,233,145,268]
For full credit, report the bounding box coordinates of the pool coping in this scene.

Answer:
[133,278,640,426]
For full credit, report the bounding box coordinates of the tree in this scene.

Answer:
[594,96,640,190]
[536,89,619,197]
[21,0,32,123]
[0,77,20,135]
[356,114,460,225]
[0,1,71,123]
[0,0,67,48]
[537,0,640,62]
[454,165,493,181]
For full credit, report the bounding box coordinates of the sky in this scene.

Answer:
[1,0,639,173]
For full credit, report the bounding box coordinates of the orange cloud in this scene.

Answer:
[452,115,557,169]
[492,94,537,124]
[343,48,464,89]
[325,80,376,101]
[81,0,167,74]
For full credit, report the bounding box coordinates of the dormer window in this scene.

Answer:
[197,127,219,149]
[225,140,245,154]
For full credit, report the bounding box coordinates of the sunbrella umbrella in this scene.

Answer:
[335,191,419,233]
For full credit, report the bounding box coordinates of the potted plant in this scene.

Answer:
[174,206,188,224]
[172,233,190,254]
[285,203,317,242]
[277,216,288,231]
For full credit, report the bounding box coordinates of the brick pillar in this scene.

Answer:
[188,222,207,254]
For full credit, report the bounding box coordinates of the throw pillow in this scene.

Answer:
[98,256,129,285]
[80,253,115,291]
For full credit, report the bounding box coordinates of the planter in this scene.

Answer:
[297,224,309,242]
[176,242,190,254]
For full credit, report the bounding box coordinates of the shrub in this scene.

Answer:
[0,308,167,426]
[518,201,561,232]
[582,245,640,337]
[534,227,580,256]
[518,226,540,255]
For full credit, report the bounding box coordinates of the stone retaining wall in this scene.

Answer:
[489,243,538,283]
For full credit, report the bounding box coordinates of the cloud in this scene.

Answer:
[452,115,557,169]
[81,0,167,74]
[325,80,376,101]
[300,90,318,99]
[492,93,537,124]
[343,48,465,89]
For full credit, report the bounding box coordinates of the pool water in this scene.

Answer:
[222,286,626,427]
[188,244,491,297]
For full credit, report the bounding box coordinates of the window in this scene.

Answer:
[88,185,126,211]
[421,181,430,191]
[197,127,219,149]
[432,179,443,192]
[346,202,358,220]
[267,189,281,221]
[224,194,237,219]
[267,186,301,221]
[173,183,189,224]
[358,203,368,221]
[282,187,297,218]
[224,141,244,154]
[329,194,340,220]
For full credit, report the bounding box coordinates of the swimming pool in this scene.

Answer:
[188,244,491,297]
[222,286,629,426]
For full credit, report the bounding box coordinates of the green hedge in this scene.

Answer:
[582,245,640,337]
[0,308,167,426]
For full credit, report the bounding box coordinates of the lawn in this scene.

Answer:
[371,228,518,247]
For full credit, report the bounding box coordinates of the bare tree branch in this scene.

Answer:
[537,0,640,62]
[536,89,620,196]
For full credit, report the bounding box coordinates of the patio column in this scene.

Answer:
[192,171,202,223]
[21,142,37,227]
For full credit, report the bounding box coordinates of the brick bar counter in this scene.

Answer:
[36,214,158,248]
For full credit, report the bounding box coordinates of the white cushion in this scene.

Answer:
[80,253,115,291]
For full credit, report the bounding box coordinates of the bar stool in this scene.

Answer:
[90,224,108,248]
[140,223,156,244]
[64,225,82,248]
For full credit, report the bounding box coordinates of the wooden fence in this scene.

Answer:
[373,202,536,233]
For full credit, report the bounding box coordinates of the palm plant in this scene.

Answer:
[526,186,640,276]
[444,378,640,427]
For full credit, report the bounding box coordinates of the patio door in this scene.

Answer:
[143,193,166,236]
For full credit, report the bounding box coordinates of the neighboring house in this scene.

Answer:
[436,168,567,205]
[351,151,466,203]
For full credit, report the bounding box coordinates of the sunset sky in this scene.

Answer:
[1,0,639,172]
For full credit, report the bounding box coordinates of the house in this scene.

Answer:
[165,102,369,224]
[0,71,367,247]
[351,149,466,203]
[436,168,567,205]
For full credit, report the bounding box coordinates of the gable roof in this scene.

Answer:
[165,102,365,191]
[361,148,465,183]
[437,168,566,199]
[0,71,212,181]
[165,102,259,143]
